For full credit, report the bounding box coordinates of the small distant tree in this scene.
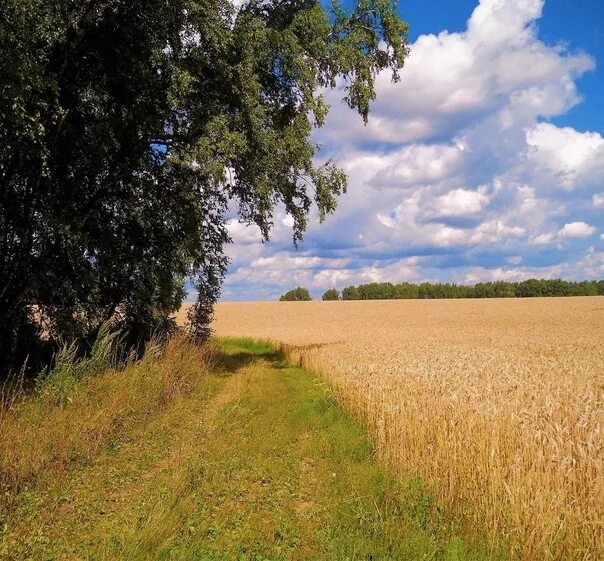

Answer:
[322,288,340,301]
[279,287,312,302]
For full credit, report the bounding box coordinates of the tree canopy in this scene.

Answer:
[0,0,409,374]
[280,287,312,301]
[322,288,340,300]
[338,280,604,300]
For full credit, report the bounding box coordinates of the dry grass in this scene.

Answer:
[0,335,212,492]
[191,297,604,560]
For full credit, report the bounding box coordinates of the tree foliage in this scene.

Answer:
[338,280,604,300]
[280,287,312,301]
[341,285,361,300]
[322,288,340,300]
[0,0,409,374]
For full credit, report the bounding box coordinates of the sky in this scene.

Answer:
[221,0,604,301]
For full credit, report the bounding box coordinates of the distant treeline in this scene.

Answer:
[321,279,604,300]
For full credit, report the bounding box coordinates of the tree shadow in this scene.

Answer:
[211,347,284,375]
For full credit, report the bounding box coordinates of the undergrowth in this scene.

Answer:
[0,329,212,494]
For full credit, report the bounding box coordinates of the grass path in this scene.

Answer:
[2,339,494,560]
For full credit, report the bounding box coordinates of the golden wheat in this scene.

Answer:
[187,297,604,560]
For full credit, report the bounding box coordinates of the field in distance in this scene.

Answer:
[178,297,604,560]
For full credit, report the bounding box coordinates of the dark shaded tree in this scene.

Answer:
[0,0,409,374]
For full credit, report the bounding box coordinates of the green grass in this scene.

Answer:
[1,338,500,560]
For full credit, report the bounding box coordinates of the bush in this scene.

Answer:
[279,287,312,301]
[322,288,340,301]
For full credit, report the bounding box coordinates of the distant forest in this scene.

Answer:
[320,279,604,300]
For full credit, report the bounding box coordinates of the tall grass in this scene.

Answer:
[0,330,212,493]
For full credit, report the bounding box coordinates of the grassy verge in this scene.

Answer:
[1,338,498,560]
[0,336,213,489]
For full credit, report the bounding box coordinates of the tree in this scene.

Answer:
[517,279,545,298]
[331,279,604,301]
[393,283,419,299]
[280,287,312,301]
[322,288,340,301]
[0,0,409,374]
[341,285,360,300]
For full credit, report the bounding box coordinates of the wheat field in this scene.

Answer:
[179,297,603,559]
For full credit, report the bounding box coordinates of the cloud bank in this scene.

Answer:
[221,0,604,300]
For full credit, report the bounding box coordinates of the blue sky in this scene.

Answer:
[221,0,604,300]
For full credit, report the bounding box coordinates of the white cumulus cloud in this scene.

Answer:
[220,0,603,300]
[431,187,490,218]
[318,0,592,147]
[558,221,596,239]
[526,123,604,190]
